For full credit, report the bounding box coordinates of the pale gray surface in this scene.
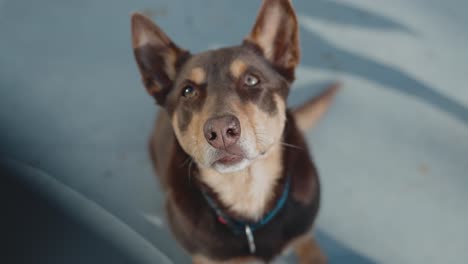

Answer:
[1,0,467,263]
[1,158,172,264]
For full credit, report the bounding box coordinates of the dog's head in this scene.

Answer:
[131,0,299,173]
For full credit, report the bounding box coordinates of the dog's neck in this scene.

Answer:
[198,143,283,221]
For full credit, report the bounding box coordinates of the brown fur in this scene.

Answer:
[131,0,340,263]
[292,234,327,264]
[193,255,261,264]
[158,112,322,262]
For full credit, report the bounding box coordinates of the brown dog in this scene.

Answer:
[131,0,339,263]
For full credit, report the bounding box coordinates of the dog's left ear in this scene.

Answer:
[245,0,300,80]
[131,13,189,105]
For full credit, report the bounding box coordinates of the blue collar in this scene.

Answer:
[201,175,291,235]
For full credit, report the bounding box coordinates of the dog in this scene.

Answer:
[130,0,339,263]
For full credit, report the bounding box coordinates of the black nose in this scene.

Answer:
[203,115,241,149]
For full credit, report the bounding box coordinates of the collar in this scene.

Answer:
[201,174,291,235]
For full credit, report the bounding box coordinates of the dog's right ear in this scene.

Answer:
[131,13,189,105]
[244,0,299,81]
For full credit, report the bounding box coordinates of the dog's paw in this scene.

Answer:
[292,235,327,264]
[298,252,327,264]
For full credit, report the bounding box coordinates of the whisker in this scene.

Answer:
[179,156,192,168]
[280,142,304,150]
[187,159,194,184]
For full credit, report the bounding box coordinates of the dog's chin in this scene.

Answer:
[212,158,251,174]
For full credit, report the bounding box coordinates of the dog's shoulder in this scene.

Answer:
[283,110,320,205]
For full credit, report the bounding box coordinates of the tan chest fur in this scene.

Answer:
[199,143,283,220]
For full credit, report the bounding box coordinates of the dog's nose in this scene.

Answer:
[203,115,241,149]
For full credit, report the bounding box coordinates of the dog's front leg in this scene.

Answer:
[292,234,327,264]
[192,255,262,264]
[192,255,218,264]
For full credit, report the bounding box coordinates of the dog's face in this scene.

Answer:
[132,0,299,173]
[167,47,290,173]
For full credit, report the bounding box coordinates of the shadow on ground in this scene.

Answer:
[296,0,414,34]
[317,230,378,264]
[293,1,468,125]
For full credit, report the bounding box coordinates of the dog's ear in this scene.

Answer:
[245,0,300,80]
[131,13,189,105]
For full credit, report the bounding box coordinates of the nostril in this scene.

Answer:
[204,115,240,148]
[226,128,235,137]
[209,132,217,141]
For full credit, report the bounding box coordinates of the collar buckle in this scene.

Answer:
[245,225,256,254]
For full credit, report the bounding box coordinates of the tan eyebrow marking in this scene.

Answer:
[230,59,247,79]
[189,67,206,84]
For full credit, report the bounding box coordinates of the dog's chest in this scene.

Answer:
[188,194,318,262]
[200,144,283,220]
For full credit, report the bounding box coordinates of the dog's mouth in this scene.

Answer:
[211,144,246,165]
[209,146,252,173]
[208,143,272,173]
[215,153,244,166]
[211,154,249,173]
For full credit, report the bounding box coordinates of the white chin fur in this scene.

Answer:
[212,158,251,174]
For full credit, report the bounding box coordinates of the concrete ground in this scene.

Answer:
[1,0,467,263]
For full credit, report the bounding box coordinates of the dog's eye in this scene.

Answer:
[182,85,197,98]
[244,74,259,87]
